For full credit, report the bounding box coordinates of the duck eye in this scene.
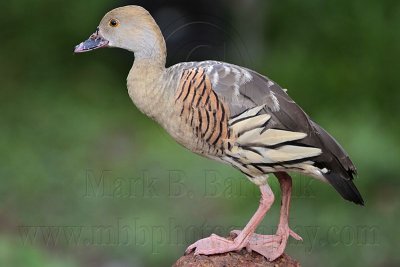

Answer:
[109,19,119,27]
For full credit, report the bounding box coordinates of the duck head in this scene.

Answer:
[74,5,165,59]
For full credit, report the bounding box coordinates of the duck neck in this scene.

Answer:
[127,21,169,120]
[133,23,167,68]
[128,52,167,121]
[133,48,166,69]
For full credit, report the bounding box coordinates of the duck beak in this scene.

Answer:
[74,28,109,53]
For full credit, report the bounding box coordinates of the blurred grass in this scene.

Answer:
[0,236,77,267]
[1,0,399,266]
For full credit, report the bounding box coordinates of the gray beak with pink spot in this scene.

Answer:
[74,28,109,53]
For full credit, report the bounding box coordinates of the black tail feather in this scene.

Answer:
[323,171,364,205]
[310,121,364,205]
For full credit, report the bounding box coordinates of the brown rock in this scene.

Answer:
[173,251,300,267]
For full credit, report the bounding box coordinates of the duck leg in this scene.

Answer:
[275,172,303,242]
[185,182,275,256]
[231,172,302,261]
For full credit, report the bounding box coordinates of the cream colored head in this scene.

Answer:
[74,6,166,62]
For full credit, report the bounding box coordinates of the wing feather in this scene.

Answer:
[172,61,363,205]
[196,61,363,205]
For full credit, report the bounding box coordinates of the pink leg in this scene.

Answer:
[230,172,302,261]
[185,183,275,256]
[275,172,302,241]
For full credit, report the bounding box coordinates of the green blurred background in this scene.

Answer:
[1,0,399,266]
